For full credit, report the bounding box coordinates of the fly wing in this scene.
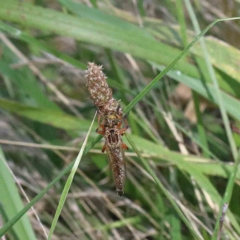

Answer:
[106,146,126,196]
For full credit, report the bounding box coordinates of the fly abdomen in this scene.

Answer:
[109,147,125,196]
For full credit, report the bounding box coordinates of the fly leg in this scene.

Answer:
[118,114,129,135]
[115,120,128,135]
[96,124,107,152]
[121,142,128,150]
[96,124,105,135]
[102,143,107,153]
[118,125,128,135]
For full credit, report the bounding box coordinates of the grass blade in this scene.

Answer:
[184,0,237,160]
[0,147,36,240]
[125,133,203,240]
[211,151,240,239]
[124,16,240,114]
[47,113,96,239]
[0,130,101,238]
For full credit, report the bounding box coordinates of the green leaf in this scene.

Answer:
[0,147,36,240]
[126,134,203,240]
[0,1,203,81]
[128,134,240,233]
[48,114,96,239]
[0,61,59,110]
[192,37,240,86]
[1,1,240,98]
[0,133,102,238]
[0,98,96,131]
[152,63,240,121]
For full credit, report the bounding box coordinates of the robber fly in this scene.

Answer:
[85,62,129,196]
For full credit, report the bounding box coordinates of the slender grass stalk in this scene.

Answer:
[146,98,218,159]
[47,113,96,239]
[192,92,210,158]
[176,0,188,47]
[105,48,128,102]
[211,150,240,239]
[90,0,98,8]
[0,127,101,238]
[125,133,203,240]
[184,0,237,161]
[217,203,228,240]
[178,5,207,159]
[184,1,240,239]
[124,17,240,115]
[176,0,210,158]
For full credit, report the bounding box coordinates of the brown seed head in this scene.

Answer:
[85,62,112,107]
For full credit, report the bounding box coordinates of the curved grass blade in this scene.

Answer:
[0,21,84,69]
[127,134,240,234]
[0,131,101,238]
[176,0,210,158]
[0,98,95,131]
[183,3,240,237]
[184,0,237,160]
[0,19,240,121]
[0,147,36,240]
[0,2,184,70]
[47,113,96,239]
[151,64,240,121]
[0,1,228,83]
[211,150,240,239]
[124,16,240,114]
[125,133,203,240]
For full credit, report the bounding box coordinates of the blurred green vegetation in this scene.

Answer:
[0,0,240,239]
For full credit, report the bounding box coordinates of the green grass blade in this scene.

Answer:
[95,217,141,231]
[0,2,178,65]
[0,1,224,82]
[125,133,203,240]
[184,0,237,160]
[151,64,240,121]
[0,133,102,238]
[211,150,240,239]
[47,113,96,239]
[0,98,95,131]
[127,134,240,233]
[192,92,210,158]
[124,16,240,114]
[176,0,210,158]
[0,160,73,237]
[1,3,240,97]
[0,147,36,240]
[0,52,58,110]
[176,0,188,47]
[213,158,240,238]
